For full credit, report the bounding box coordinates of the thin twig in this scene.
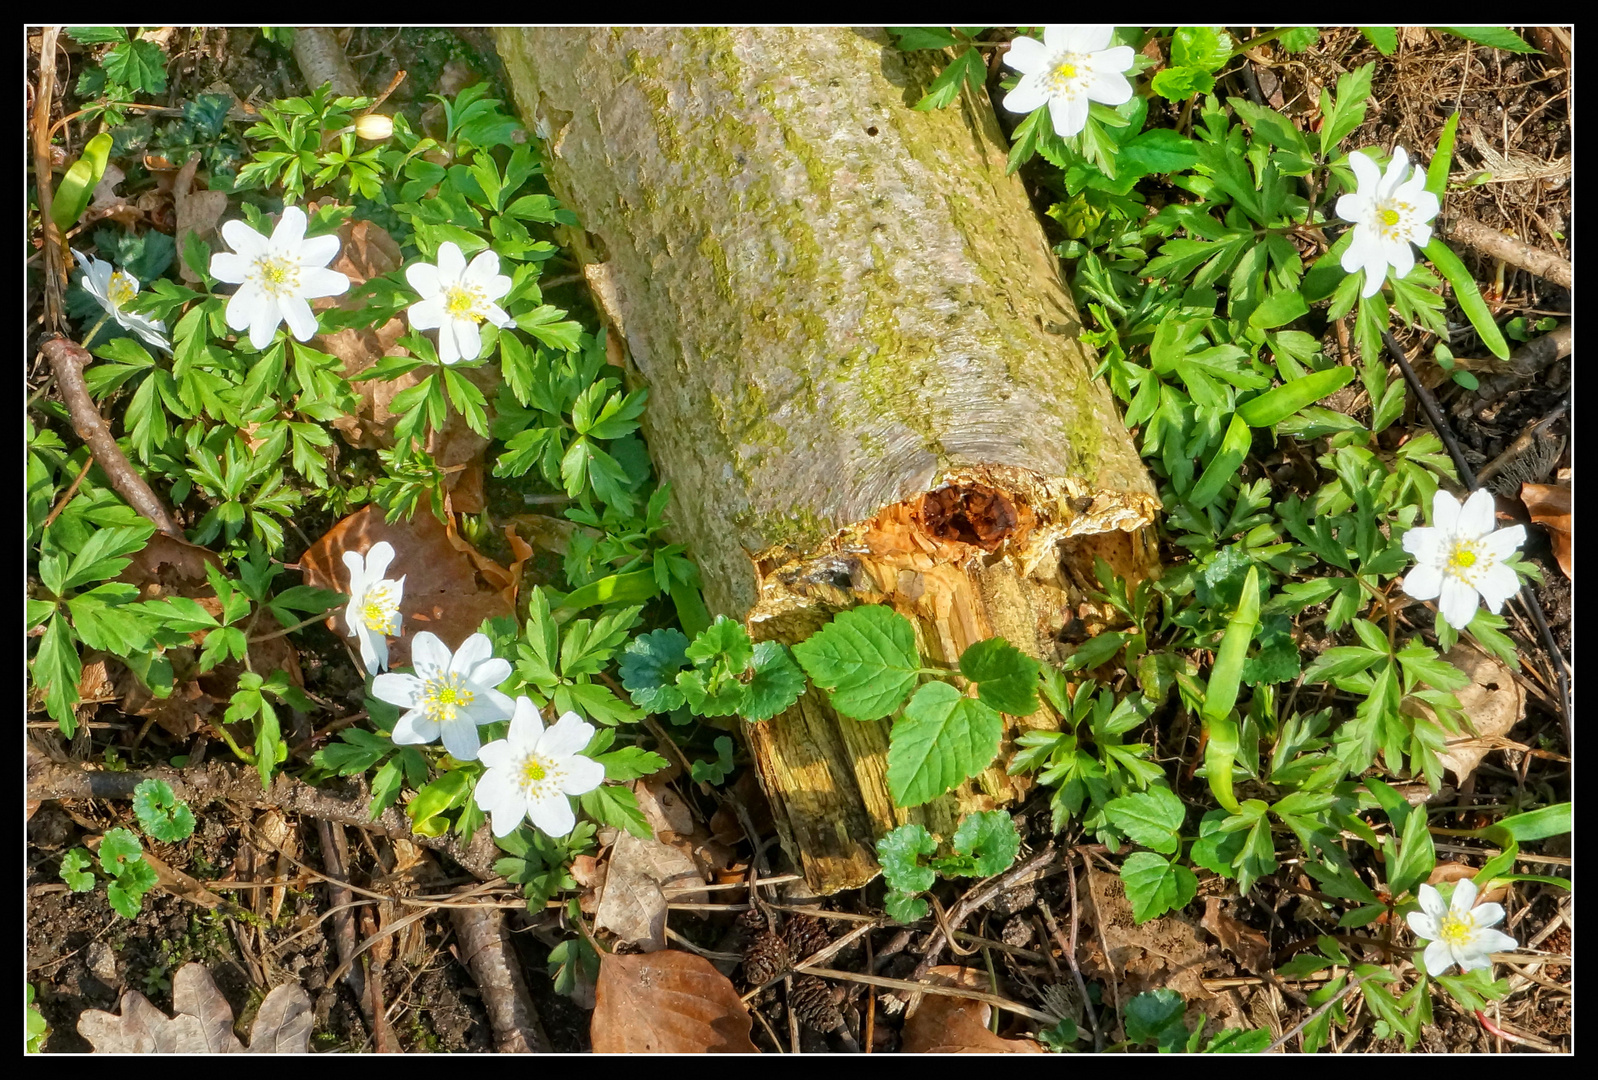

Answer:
[794,966,1057,1025]
[40,454,94,530]
[908,841,1059,983]
[1265,969,1375,1054]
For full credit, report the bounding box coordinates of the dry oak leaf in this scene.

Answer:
[1520,481,1571,580]
[297,503,519,670]
[1403,645,1524,786]
[594,829,708,952]
[77,962,311,1053]
[901,966,1044,1053]
[590,949,758,1053]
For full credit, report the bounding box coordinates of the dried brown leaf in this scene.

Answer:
[1407,646,1525,786]
[595,830,707,951]
[590,950,757,1053]
[172,155,228,285]
[77,963,310,1053]
[1426,861,1508,905]
[298,503,516,668]
[1200,896,1271,974]
[1520,481,1571,580]
[901,966,1044,1053]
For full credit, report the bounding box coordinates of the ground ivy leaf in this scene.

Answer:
[948,809,1020,876]
[98,827,143,876]
[742,641,806,722]
[792,604,920,720]
[1120,851,1198,923]
[959,637,1040,715]
[685,615,754,673]
[884,890,930,924]
[887,682,1004,807]
[60,848,95,892]
[1104,786,1187,855]
[618,627,690,712]
[131,777,195,842]
[876,822,937,894]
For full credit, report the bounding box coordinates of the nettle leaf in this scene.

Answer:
[685,616,754,674]
[946,810,1020,877]
[792,604,920,721]
[1104,785,1187,855]
[876,822,937,894]
[742,641,807,722]
[886,682,1003,807]
[618,628,690,712]
[958,637,1040,715]
[131,778,195,842]
[1120,851,1198,923]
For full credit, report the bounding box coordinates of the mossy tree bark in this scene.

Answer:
[494,27,1161,894]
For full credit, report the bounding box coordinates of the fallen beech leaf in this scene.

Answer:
[172,155,228,285]
[298,503,516,669]
[77,963,310,1053]
[1200,896,1271,974]
[595,830,707,951]
[1406,646,1524,786]
[590,950,757,1053]
[1520,482,1571,580]
[1426,861,1508,905]
[902,966,1044,1053]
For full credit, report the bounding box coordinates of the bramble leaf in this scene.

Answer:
[1105,786,1187,855]
[792,605,921,721]
[1120,851,1198,923]
[959,637,1040,716]
[886,682,1003,807]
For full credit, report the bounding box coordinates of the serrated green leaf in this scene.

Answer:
[1105,786,1187,854]
[594,745,669,783]
[102,39,168,96]
[98,827,143,876]
[743,641,806,722]
[959,637,1040,715]
[619,628,690,712]
[1171,26,1233,72]
[948,810,1020,877]
[884,890,930,923]
[60,848,96,892]
[1436,26,1538,54]
[887,682,1003,807]
[876,823,937,894]
[1359,27,1398,55]
[686,616,754,673]
[131,778,195,842]
[792,604,921,721]
[1121,852,1198,923]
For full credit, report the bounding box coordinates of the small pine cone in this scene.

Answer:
[737,906,769,933]
[783,913,832,963]
[789,975,844,1033]
[742,929,791,987]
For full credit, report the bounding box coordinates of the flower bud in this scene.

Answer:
[354,113,394,141]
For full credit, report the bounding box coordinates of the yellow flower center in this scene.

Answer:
[1047,53,1090,94]
[359,581,400,633]
[1437,912,1474,945]
[253,254,301,297]
[1443,539,1487,584]
[108,272,139,309]
[522,757,548,784]
[422,674,476,723]
[1449,549,1477,569]
[1379,208,1401,228]
[443,283,486,323]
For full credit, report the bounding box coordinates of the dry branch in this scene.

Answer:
[1445,216,1572,291]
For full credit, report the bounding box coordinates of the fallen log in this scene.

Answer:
[494,27,1161,893]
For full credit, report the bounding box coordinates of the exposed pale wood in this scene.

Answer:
[495,28,1160,893]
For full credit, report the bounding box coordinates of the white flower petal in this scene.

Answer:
[1340,228,1382,275]
[487,789,531,838]
[248,307,281,350]
[436,241,467,281]
[463,250,504,286]
[1054,25,1113,53]
[1457,489,1497,539]
[450,318,483,364]
[526,791,576,838]
[221,218,269,258]
[280,295,319,341]
[271,206,308,251]
[1416,884,1449,921]
[297,232,342,269]
[449,633,495,676]
[1469,900,1505,929]
[225,284,269,333]
[1388,240,1416,281]
[1410,189,1441,224]
[1437,575,1480,631]
[1049,93,1091,138]
[483,302,516,330]
[356,625,382,675]
[1475,562,1520,612]
[209,252,250,284]
[1003,75,1051,115]
[1002,35,1048,74]
[1093,44,1135,75]
[407,296,446,331]
[391,706,438,746]
[1358,262,1387,298]
[1406,909,1439,940]
[540,712,595,759]
[1410,222,1434,249]
[1087,67,1134,107]
[435,322,461,364]
[410,631,452,672]
[473,765,518,811]
[1451,878,1478,912]
[1473,928,1518,954]
[507,697,547,744]
[299,266,351,300]
[372,672,422,708]
[1346,150,1382,198]
[1402,564,1444,602]
[559,755,606,797]
[1431,490,1463,534]
[476,738,516,770]
[1402,525,1443,564]
[406,261,443,297]
[365,541,396,582]
[1455,949,1492,973]
[1480,525,1525,561]
[438,716,483,761]
[1423,938,1456,975]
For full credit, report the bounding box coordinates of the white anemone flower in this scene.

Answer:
[474,699,606,839]
[372,631,515,761]
[1406,880,1518,975]
[208,205,350,349]
[1001,26,1136,138]
[405,241,514,364]
[1335,146,1442,299]
[341,541,405,676]
[1401,489,1526,632]
[72,248,171,352]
